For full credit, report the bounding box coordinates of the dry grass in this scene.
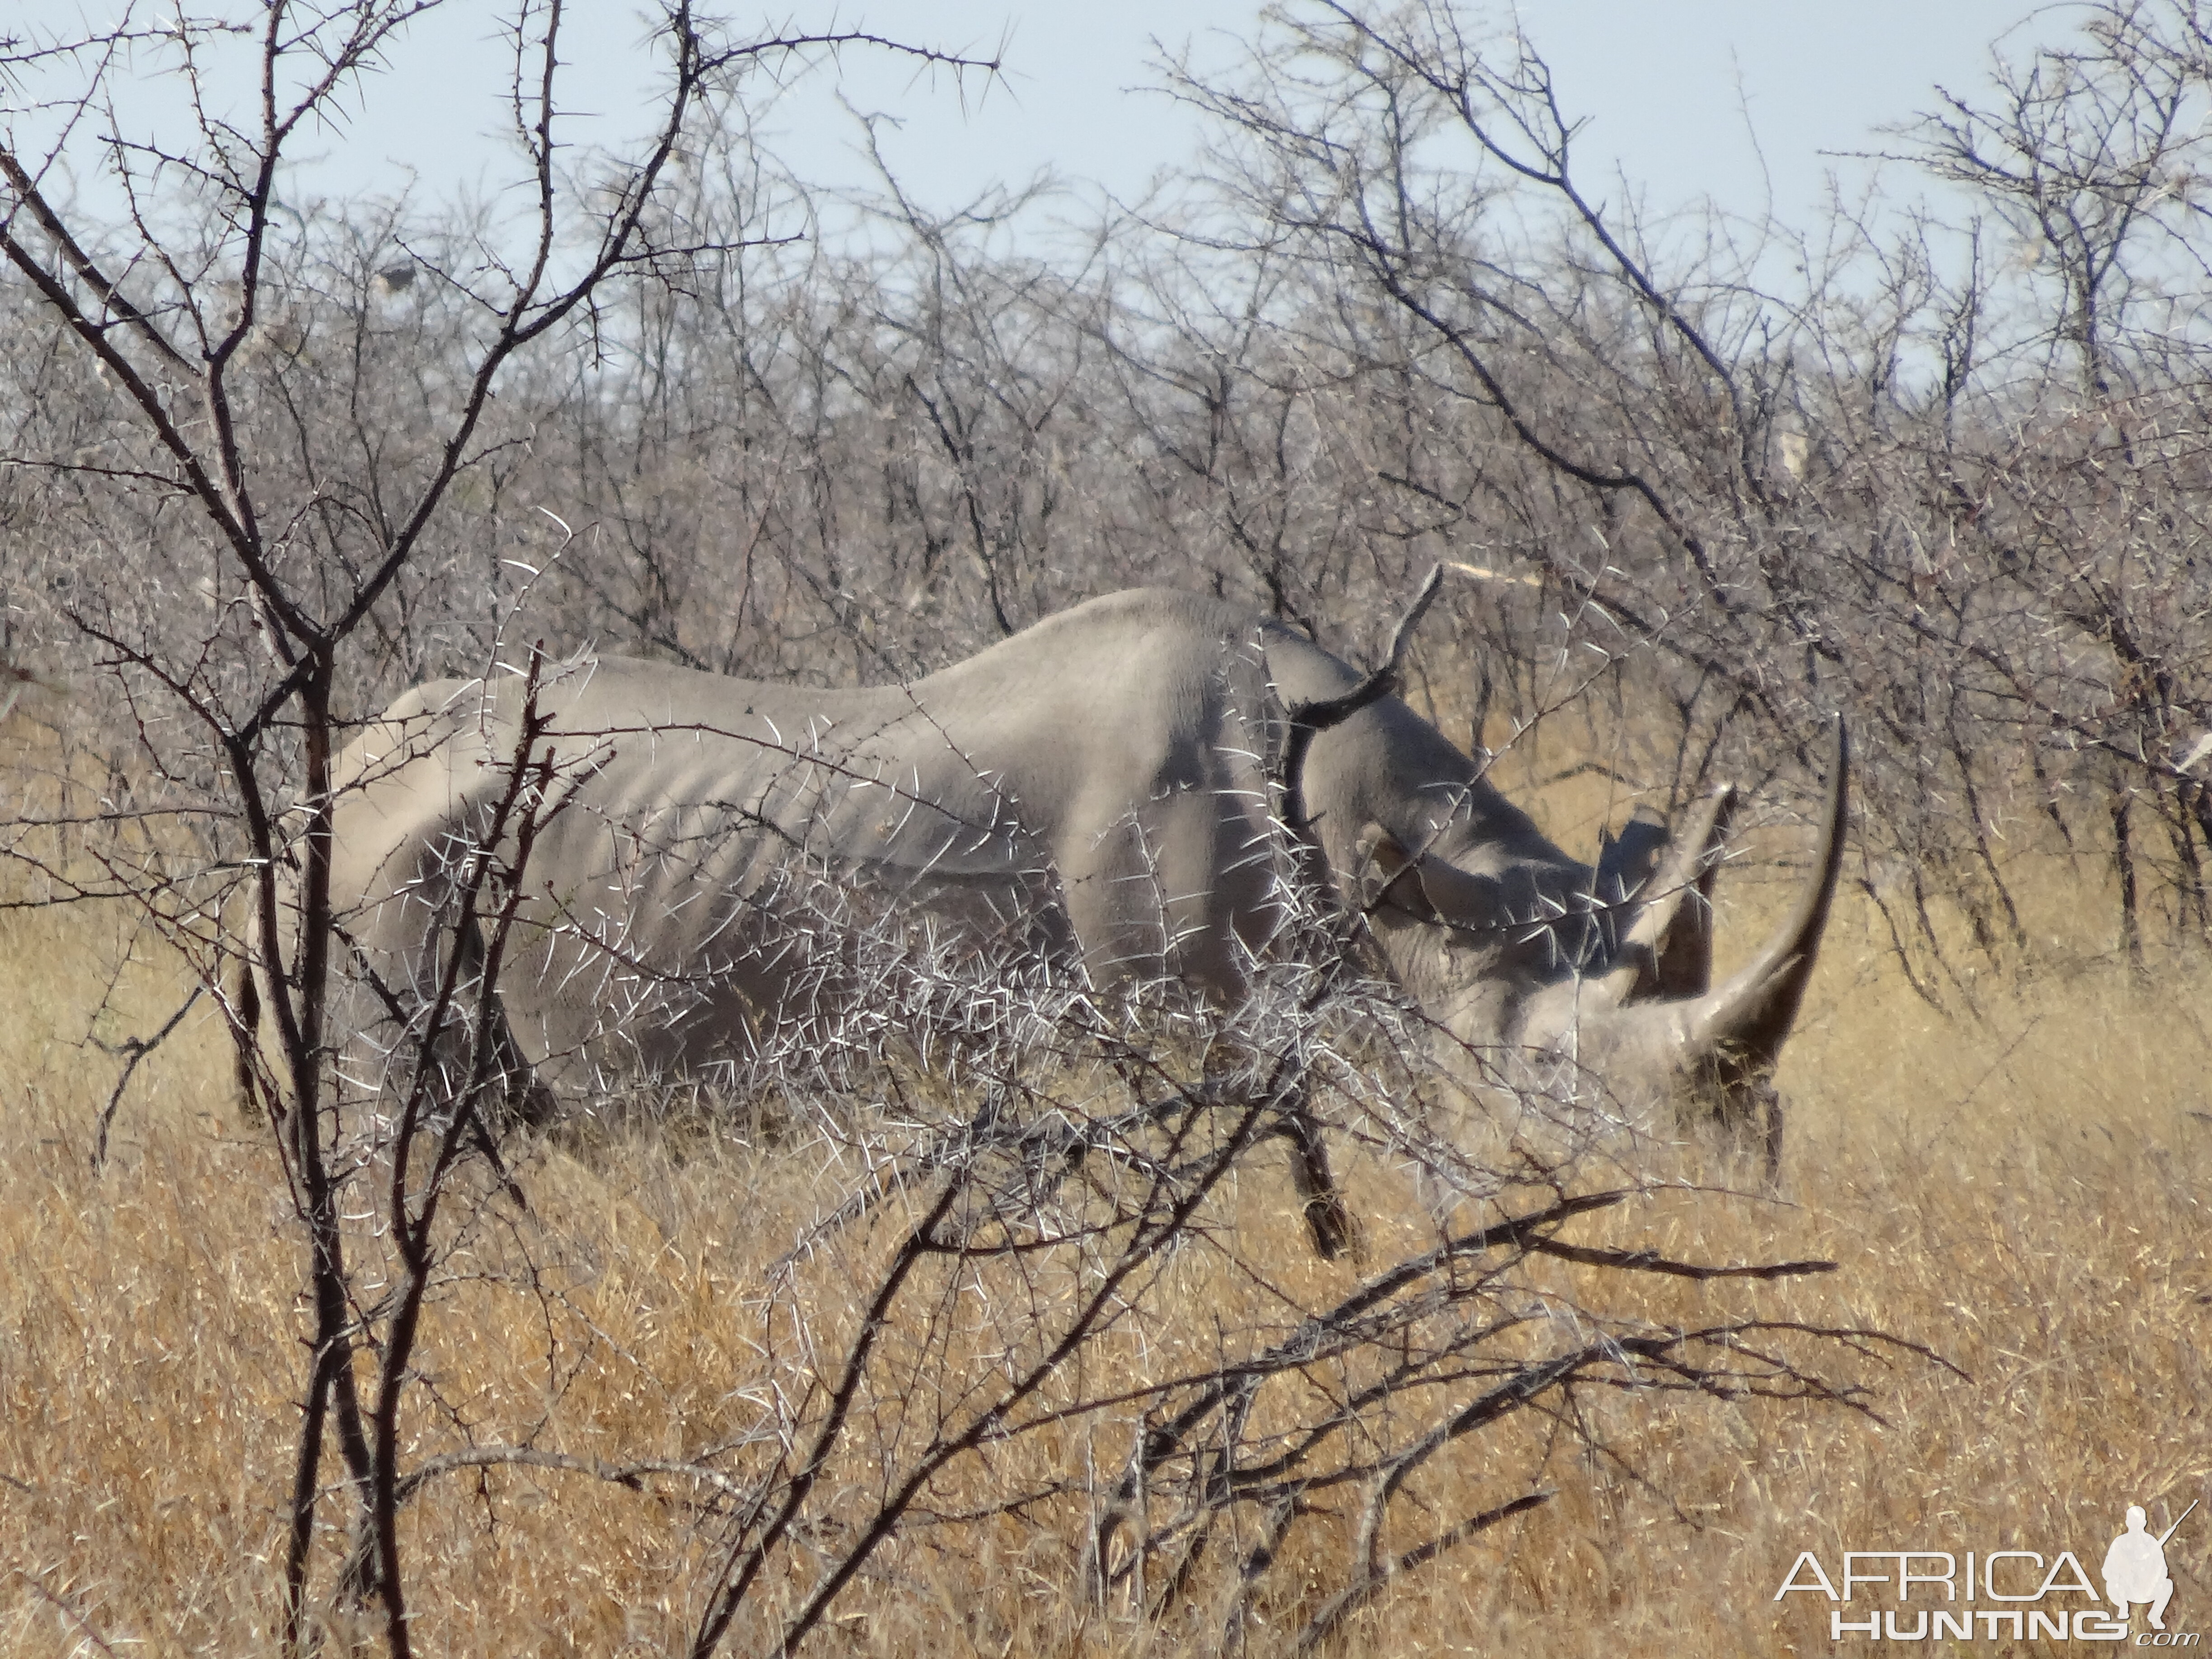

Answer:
[3,722,2209,1654]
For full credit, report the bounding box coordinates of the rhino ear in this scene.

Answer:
[1596,814,1668,904]
[1596,812,1670,993]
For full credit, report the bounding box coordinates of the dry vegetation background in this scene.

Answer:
[5,696,2209,1654]
[4,0,2212,1652]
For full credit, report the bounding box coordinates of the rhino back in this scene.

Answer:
[331,592,1300,1076]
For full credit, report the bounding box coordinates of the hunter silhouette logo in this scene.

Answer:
[2107,1501,2195,1633]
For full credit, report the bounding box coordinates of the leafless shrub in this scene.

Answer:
[1,4,1004,1650]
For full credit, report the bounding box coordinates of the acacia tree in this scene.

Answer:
[1880,0,2212,960]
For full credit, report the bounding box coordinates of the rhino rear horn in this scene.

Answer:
[1591,784,1738,1007]
[1647,787,1739,999]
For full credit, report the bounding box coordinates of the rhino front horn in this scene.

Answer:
[1689,716,1849,1088]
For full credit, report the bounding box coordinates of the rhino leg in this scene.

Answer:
[232,951,262,1123]
[1280,1097,1357,1260]
[446,911,560,1137]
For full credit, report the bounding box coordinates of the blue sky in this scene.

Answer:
[752,0,2062,227]
[7,1,2072,233]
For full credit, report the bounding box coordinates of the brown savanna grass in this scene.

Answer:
[3,704,2209,1655]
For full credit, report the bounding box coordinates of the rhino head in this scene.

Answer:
[1351,726,1846,1172]
[1285,569,1847,1174]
